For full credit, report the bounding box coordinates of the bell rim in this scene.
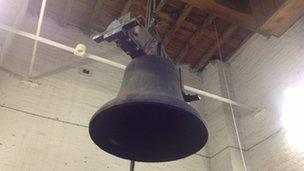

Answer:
[89,97,208,162]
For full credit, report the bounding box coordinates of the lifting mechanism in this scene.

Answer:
[90,0,207,170]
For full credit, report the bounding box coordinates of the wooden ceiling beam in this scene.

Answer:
[135,0,267,36]
[178,0,257,31]
[260,0,304,36]
[175,15,215,63]
[157,11,176,23]
[163,4,193,46]
[121,0,136,16]
[194,24,238,71]
[60,0,74,26]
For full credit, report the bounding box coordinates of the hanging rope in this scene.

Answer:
[213,20,248,171]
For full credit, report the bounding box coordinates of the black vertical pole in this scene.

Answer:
[130,161,135,171]
[157,42,162,56]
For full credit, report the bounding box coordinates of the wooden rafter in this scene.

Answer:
[121,0,136,16]
[157,11,173,22]
[135,0,267,36]
[175,15,215,63]
[21,0,304,72]
[261,0,304,36]
[178,0,257,31]
[249,0,268,26]
[194,24,238,71]
[163,4,193,46]
[156,0,166,12]
[60,0,74,26]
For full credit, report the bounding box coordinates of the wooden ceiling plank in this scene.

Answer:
[121,0,136,16]
[157,11,173,22]
[194,24,238,71]
[178,0,257,31]
[136,0,268,36]
[175,15,215,63]
[249,0,267,25]
[60,0,74,26]
[249,0,286,26]
[261,0,304,36]
[133,1,196,29]
[163,4,193,46]
[135,0,252,36]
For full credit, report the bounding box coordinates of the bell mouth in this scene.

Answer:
[89,100,208,162]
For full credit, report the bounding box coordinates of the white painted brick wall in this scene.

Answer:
[227,17,304,171]
[246,129,304,171]
[194,17,304,171]
[0,0,26,27]
[209,148,232,171]
[197,60,245,171]
[196,13,304,171]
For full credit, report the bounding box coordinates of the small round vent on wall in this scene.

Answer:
[79,67,93,77]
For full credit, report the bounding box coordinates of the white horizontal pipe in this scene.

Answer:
[86,54,126,70]
[0,22,250,109]
[184,85,248,109]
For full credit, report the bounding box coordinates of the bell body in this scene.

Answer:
[89,55,208,162]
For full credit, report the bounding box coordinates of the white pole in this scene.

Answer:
[28,0,48,78]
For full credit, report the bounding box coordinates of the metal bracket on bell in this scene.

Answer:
[179,68,201,103]
[183,93,201,102]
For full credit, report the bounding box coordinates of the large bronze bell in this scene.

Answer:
[89,55,208,162]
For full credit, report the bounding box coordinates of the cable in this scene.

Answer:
[213,20,248,171]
